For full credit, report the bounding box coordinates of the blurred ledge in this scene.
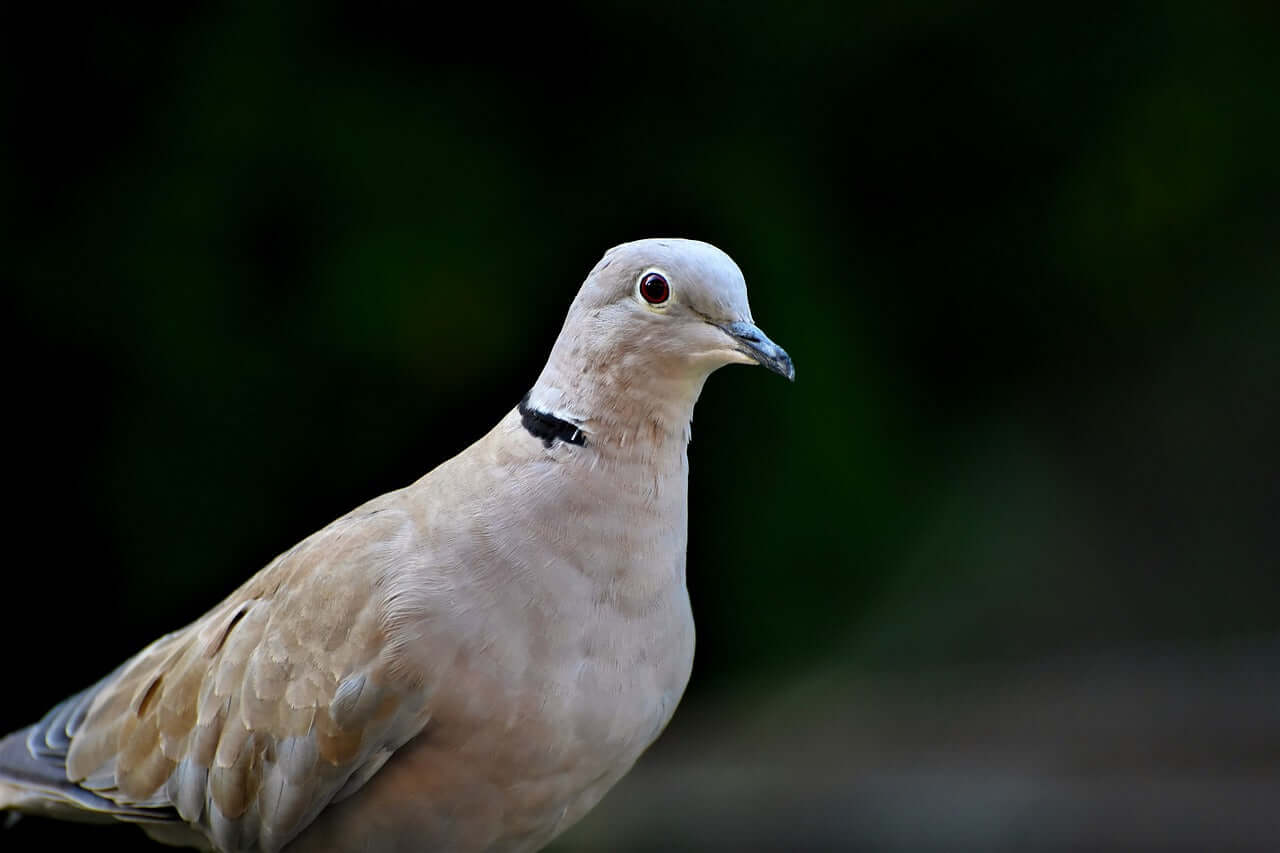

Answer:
[555,639,1280,851]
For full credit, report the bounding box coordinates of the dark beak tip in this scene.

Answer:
[773,353,796,382]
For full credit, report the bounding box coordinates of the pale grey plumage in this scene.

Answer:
[0,238,792,852]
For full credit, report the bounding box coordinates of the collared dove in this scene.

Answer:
[0,237,794,852]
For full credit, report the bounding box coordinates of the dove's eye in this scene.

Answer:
[639,272,670,305]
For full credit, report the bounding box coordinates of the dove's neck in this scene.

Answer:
[516,349,702,601]
[526,351,708,463]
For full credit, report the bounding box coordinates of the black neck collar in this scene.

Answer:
[518,393,586,448]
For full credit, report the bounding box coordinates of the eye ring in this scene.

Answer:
[639,272,670,305]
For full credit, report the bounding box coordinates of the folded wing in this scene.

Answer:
[2,505,431,852]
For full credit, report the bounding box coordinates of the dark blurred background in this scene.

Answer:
[4,2,1279,850]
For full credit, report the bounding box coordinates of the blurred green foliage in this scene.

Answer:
[4,0,1278,755]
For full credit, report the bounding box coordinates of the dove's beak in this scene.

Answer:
[718,320,796,381]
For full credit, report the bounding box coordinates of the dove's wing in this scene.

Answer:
[5,502,431,852]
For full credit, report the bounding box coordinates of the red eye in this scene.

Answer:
[640,272,670,305]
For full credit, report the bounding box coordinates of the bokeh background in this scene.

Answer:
[5,3,1279,850]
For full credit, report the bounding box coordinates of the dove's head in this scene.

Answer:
[564,238,792,380]
[530,238,792,444]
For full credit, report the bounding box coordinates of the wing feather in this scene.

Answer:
[7,504,431,852]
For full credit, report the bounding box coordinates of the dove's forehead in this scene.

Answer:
[590,238,751,314]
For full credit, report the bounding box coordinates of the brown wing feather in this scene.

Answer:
[62,505,431,852]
